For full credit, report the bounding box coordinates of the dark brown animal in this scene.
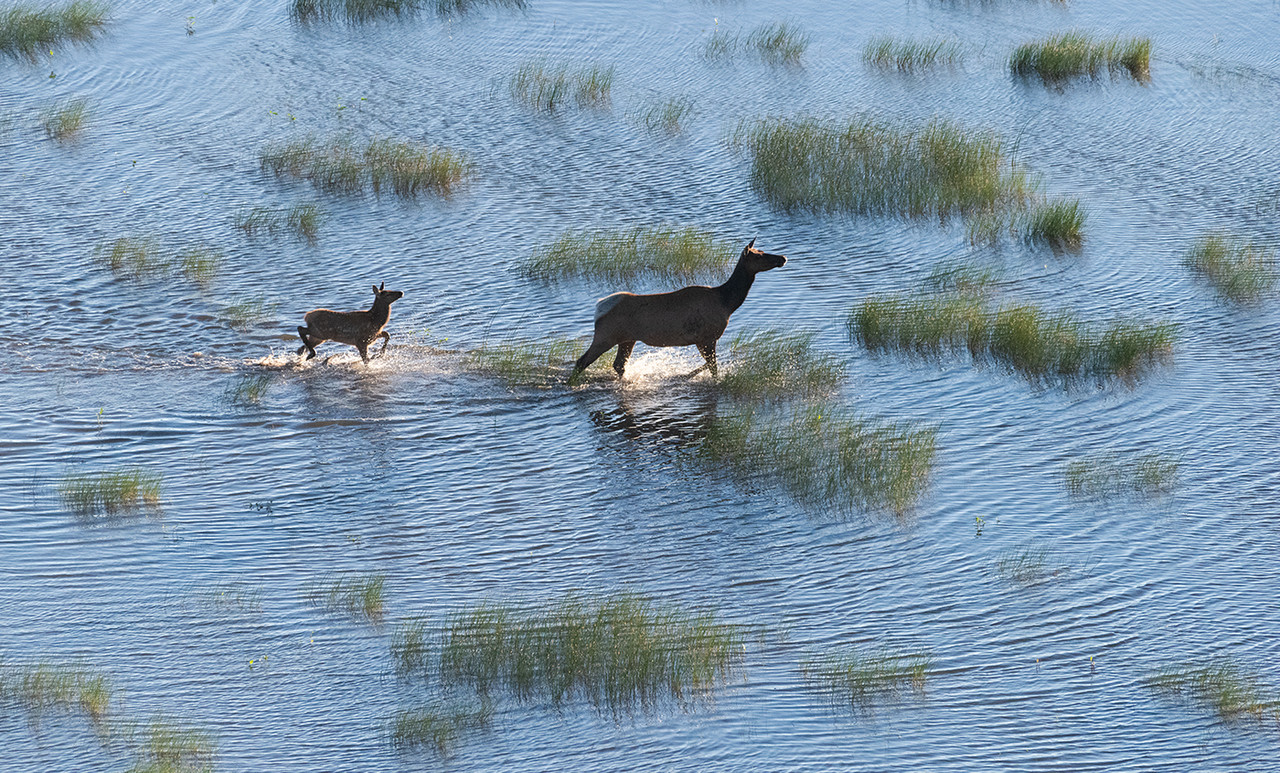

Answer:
[570,239,787,383]
[297,282,404,364]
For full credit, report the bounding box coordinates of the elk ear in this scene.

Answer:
[747,238,756,249]
[379,281,385,291]
[372,284,379,294]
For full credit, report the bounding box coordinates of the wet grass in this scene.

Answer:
[60,467,163,516]
[223,373,273,406]
[260,135,471,197]
[466,336,609,388]
[391,619,431,678]
[803,646,932,707]
[703,22,809,65]
[732,116,1033,218]
[521,226,737,285]
[863,36,960,72]
[994,545,1068,587]
[1011,31,1151,82]
[0,660,115,725]
[508,61,614,113]
[849,294,1176,387]
[1063,451,1179,499]
[308,573,385,622]
[437,593,745,712]
[0,0,108,61]
[699,403,937,516]
[127,717,217,773]
[41,96,88,141]
[233,203,323,242]
[389,701,493,756]
[1147,659,1280,725]
[220,296,277,331]
[639,95,696,136]
[1024,198,1086,248]
[717,329,846,402]
[290,0,419,23]
[924,261,1003,295]
[93,237,221,286]
[1182,233,1278,304]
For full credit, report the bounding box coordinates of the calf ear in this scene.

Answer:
[372,284,379,294]
[747,238,756,249]
[380,281,385,291]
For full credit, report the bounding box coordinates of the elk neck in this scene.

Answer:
[716,257,757,313]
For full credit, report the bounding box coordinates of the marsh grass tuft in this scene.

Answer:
[1024,198,1085,248]
[220,296,277,331]
[1063,451,1179,499]
[1147,659,1280,725]
[704,22,808,65]
[0,660,115,725]
[431,0,525,15]
[639,95,696,136]
[994,545,1066,587]
[924,261,1002,295]
[194,581,263,614]
[127,718,217,773]
[60,467,163,516]
[234,203,323,242]
[803,646,932,707]
[509,61,614,113]
[699,403,937,515]
[521,226,737,285]
[0,0,108,61]
[260,135,470,197]
[849,294,1176,387]
[391,618,431,678]
[308,573,385,621]
[390,701,493,756]
[466,336,609,388]
[438,593,745,713]
[1182,234,1278,304]
[41,96,89,141]
[223,373,273,406]
[863,36,960,72]
[732,116,1034,219]
[290,0,419,23]
[94,237,221,286]
[718,330,845,402]
[1010,31,1151,82]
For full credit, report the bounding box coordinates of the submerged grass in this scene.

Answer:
[223,373,273,406]
[93,237,221,286]
[438,593,745,712]
[803,646,932,707]
[718,329,845,402]
[863,36,960,72]
[639,95,696,136]
[732,116,1033,218]
[309,573,386,621]
[389,701,493,756]
[234,203,322,241]
[1147,659,1280,725]
[0,0,108,61]
[41,96,89,141]
[466,336,608,388]
[746,22,808,65]
[522,226,737,285]
[849,294,1176,387]
[699,403,937,516]
[0,660,115,725]
[509,61,614,113]
[220,296,277,331]
[1011,31,1151,82]
[60,467,163,516]
[260,135,471,197]
[924,261,1003,295]
[994,545,1067,587]
[1063,451,1179,499]
[127,718,217,773]
[1182,233,1278,304]
[292,0,523,22]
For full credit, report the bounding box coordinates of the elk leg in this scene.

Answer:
[570,339,615,384]
[357,344,371,364]
[377,331,391,355]
[297,326,318,360]
[696,341,718,378]
[612,342,635,378]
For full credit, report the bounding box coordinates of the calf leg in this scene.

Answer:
[297,326,319,360]
[696,341,718,378]
[376,330,391,355]
[612,341,635,378]
[357,343,371,364]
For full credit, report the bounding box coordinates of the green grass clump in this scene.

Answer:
[699,403,937,515]
[290,0,419,23]
[439,593,744,712]
[803,647,932,707]
[220,296,277,331]
[1024,198,1085,248]
[0,660,115,725]
[466,336,608,388]
[522,226,737,285]
[234,203,323,242]
[308,573,386,621]
[849,294,1176,387]
[1063,451,1179,499]
[703,22,808,65]
[732,116,1033,218]
[639,95,696,136]
[391,619,431,679]
[718,330,845,402]
[127,718,217,773]
[863,36,959,72]
[60,467,163,516]
[41,96,89,141]
[93,237,221,285]
[0,1,108,61]
[1147,659,1280,725]
[260,135,470,197]
[1182,234,1278,304]
[390,701,493,756]
[1010,31,1151,82]
[509,61,614,113]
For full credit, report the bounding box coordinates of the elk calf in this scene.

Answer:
[570,239,787,383]
[297,282,404,364]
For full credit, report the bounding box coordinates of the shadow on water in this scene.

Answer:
[588,384,721,449]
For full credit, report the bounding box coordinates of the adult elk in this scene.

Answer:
[297,282,403,364]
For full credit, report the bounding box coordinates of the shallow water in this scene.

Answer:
[3,0,1280,770]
